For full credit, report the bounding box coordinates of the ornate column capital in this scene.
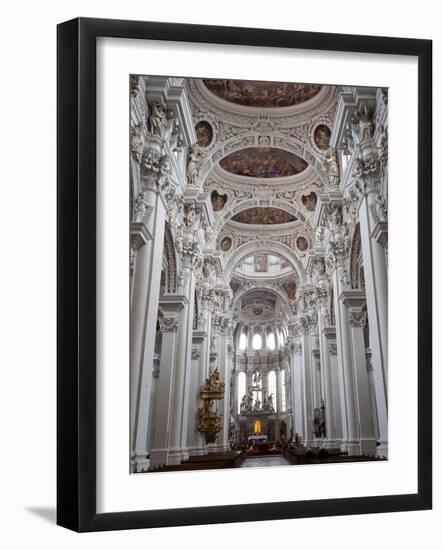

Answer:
[159,316,179,333]
[348,309,367,328]
[326,238,349,288]
[351,155,382,198]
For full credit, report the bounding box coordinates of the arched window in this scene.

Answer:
[278,329,284,348]
[267,332,275,351]
[239,331,247,351]
[281,370,287,412]
[252,333,262,350]
[238,372,246,414]
[268,370,276,402]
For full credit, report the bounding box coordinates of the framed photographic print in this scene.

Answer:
[57,17,432,532]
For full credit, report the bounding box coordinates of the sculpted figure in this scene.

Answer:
[148,101,168,137]
[187,144,201,186]
[357,103,374,141]
[130,122,144,162]
[133,192,149,222]
[315,225,324,242]
[375,193,387,222]
[240,394,247,414]
[184,204,196,228]
[321,147,340,189]
[246,389,254,412]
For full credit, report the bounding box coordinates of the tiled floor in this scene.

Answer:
[241,455,290,468]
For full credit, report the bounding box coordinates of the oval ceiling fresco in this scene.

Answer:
[203,79,322,108]
[231,207,296,225]
[220,147,308,178]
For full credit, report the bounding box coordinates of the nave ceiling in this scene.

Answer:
[185,77,338,322]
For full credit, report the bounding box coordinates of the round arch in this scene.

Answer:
[198,132,328,189]
[225,240,306,283]
[232,284,291,310]
[220,198,308,228]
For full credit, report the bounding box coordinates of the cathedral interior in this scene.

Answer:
[130,76,388,473]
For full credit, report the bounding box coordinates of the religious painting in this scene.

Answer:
[296,236,309,252]
[313,124,331,150]
[230,278,242,293]
[231,207,296,225]
[281,280,297,300]
[195,120,213,147]
[241,289,276,308]
[220,147,308,178]
[220,236,232,252]
[203,79,322,108]
[254,254,268,272]
[211,189,228,212]
[302,191,318,212]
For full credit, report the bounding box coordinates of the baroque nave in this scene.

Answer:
[130,76,388,473]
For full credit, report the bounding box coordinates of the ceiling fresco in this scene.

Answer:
[231,207,296,225]
[313,124,331,150]
[195,120,213,147]
[242,290,276,308]
[211,190,228,212]
[203,79,322,108]
[220,147,308,178]
[301,191,318,212]
[296,236,309,252]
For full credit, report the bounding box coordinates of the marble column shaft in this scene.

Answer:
[130,185,167,472]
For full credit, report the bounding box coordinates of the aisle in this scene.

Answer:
[240,455,289,468]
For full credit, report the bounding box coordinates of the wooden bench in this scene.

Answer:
[150,451,247,472]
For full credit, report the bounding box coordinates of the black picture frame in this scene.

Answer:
[57,17,432,532]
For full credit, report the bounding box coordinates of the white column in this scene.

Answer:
[366,350,380,444]
[186,330,207,456]
[218,320,233,451]
[358,190,388,457]
[290,338,304,442]
[149,298,186,467]
[311,349,322,411]
[276,367,282,415]
[341,290,377,456]
[130,137,168,472]
[329,239,361,456]
[353,139,388,457]
[298,318,315,447]
[146,352,160,454]
[167,246,198,464]
[323,327,342,446]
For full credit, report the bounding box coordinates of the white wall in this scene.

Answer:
[0,0,441,547]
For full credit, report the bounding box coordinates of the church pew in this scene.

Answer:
[150,451,247,472]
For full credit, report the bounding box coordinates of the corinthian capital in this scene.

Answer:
[348,309,367,328]
[300,313,316,334]
[327,238,348,269]
[159,316,178,332]
[352,156,381,197]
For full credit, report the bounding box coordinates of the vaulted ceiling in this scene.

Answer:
[203,79,323,108]
[186,77,338,323]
